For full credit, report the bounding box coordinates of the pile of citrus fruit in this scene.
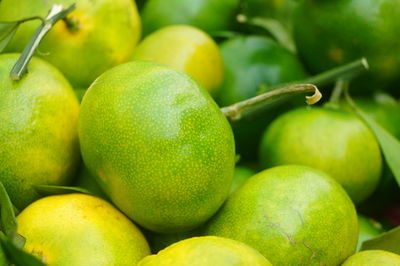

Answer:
[0,0,399,265]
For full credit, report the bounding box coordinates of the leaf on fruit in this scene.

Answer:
[34,185,93,196]
[345,89,400,188]
[246,17,297,54]
[0,233,46,266]
[0,181,25,248]
[361,226,400,255]
[0,22,18,52]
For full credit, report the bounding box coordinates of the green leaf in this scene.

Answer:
[34,185,93,196]
[0,233,46,266]
[345,89,400,187]
[361,226,400,254]
[247,17,297,54]
[0,22,18,53]
[0,181,25,248]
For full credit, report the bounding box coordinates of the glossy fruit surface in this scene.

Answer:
[131,25,223,96]
[342,250,400,266]
[205,165,358,266]
[217,35,307,160]
[293,0,400,90]
[357,215,384,251]
[17,193,150,265]
[0,0,141,88]
[79,61,235,233]
[138,236,272,266]
[0,54,80,209]
[259,107,382,204]
[141,0,239,36]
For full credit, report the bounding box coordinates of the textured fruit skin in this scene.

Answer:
[217,36,308,160]
[342,250,400,266]
[138,236,272,266]
[0,0,141,89]
[205,165,358,266]
[259,107,382,204]
[131,25,223,96]
[293,0,400,90]
[0,54,80,209]
[141,0,239,36]
[357,215,384,251]
[79,61,235,233]
[17,193,150,265]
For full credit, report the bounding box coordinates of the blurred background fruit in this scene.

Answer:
[0,54,80,209]
[131,25,223,96]
[0,0,141,89]
[141,0,240,36]
[293,0,400,92]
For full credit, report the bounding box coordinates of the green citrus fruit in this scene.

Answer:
[17,193,150,265]
[0,54,80,209]
[357,215,384,251]
[342,250,400,266]
[0,0,141,88]
[217,35,308,160]
[205,165,358,266]
[259,107,382,204]
[141,0,240,36]
[79,61,235,233]
[230,166,256,194]
[138,236,272,266]
[293,0,400,90]
[131,25,223,96]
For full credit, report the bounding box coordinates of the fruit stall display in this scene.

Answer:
[0,0,399,265]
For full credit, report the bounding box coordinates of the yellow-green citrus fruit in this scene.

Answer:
[357,215,384,251]
[342,250,400,266]
[131,25,223,96]
[17,193,150,265]
[259,107,382,204]
[205,165,358,266]
[138,236,272,266]
[79,61,235,233]
[0,0,141,88]
[0,54,80,209]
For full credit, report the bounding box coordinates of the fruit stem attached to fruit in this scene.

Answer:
[9,4,76,81]
[221,84,321,122]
